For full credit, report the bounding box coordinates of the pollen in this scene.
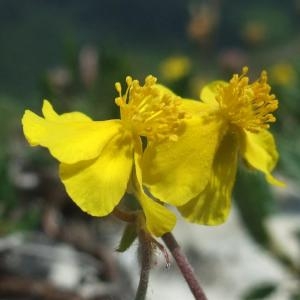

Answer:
[115,75,186,141]
[215,67,278,133]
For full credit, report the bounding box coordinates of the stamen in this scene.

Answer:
[115,82,122,95]
[114,75,186,141]
[216,67,278,132]
[126,76,133,86]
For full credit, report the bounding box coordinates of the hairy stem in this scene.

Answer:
[135,230,152,300]
[162,232,208,300]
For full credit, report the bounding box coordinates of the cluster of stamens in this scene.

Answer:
[215,67,278,133]
[115,75,186,141]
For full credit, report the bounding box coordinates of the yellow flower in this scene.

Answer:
[269,63,297,87]
[143,67,284,225]
[22,75,186,237]
[160,56,191,81]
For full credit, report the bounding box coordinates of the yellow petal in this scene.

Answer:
[157,85,212,114]
[137,191,177,237]
[178,132,239,225]
[59,133,134,216]
[42,99,92,122]
[42,99,60,120]
[181,98,212,115]
[242,130,285,187]
[133,137,143,187]
[132,138,176,237]
[156,84,176,95]
[142,116,226,206]
[200,81,226,105]
[22,100,122,164]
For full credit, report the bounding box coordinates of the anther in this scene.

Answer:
[126,76,133,86]
[242,66,249,74]
[115,97,123,106]
[115,82,122,94]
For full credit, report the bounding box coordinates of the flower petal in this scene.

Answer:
[178,132,239,225]
[181,98,212,114]
[142,116,226,206]
[133,138,176,237]
[42,99,92,122]
[242,130,285,187]
[200,81,226,105]
[42,99,60,120]
[137,191,177,237]
[22,100,122,164]
[156,84,176,95]
[59,133,134,216]
[156,85,210,114]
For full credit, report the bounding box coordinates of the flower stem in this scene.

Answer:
[113,207,137,223]
[162,232,208,300]
[135,230,152,300]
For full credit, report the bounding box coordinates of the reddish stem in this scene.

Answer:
[135,230,152,300]
[113,207,137,223]
[162,232,208,300]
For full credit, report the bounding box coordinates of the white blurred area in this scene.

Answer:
[119,206,299,300]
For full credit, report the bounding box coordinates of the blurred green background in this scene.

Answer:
[0,0,300,299]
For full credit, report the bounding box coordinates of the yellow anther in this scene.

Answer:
[115,75,186,142]
[242,66,249,74]
[126,76,133,86]
[216,67,278,132]
[115,97,123,106]
[115,82,122,94]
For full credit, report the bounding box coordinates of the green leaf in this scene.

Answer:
[116,223,137,252]
[291,293,300,300]
[242,282,277,300]
[234,167,275,246]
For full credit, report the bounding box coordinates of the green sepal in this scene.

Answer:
[116,223,137,252]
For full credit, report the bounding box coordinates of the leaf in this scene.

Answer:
[116,223,137,252]
[242,282,277,300]
[234,167,276,246]
[290,293,300,300]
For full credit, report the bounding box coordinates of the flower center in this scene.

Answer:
[115,75,186,141]
[215,67,278,133]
